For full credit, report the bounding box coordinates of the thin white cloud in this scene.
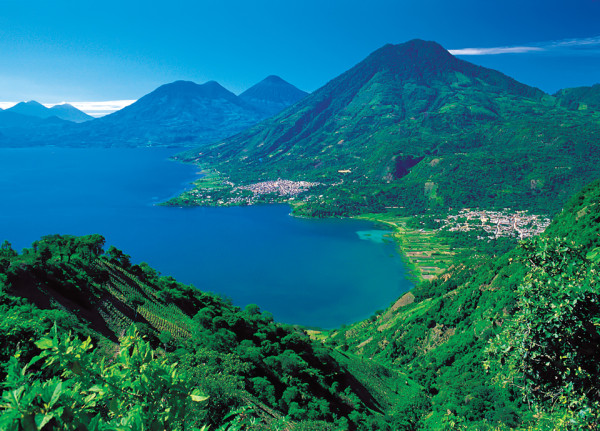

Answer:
[0,102,18,110]
[55,100,137,117]
[450,35,600,56]
[449,46,544,55]
[551,35,600,48]
[0,100,136,117]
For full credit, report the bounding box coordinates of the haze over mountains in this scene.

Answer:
[1,40,599,216]
[181,39,600,216]
[0,101,91,141]
[7,100,94,123]
[0,76,307,147]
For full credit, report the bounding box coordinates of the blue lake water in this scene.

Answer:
[0,147,413,328]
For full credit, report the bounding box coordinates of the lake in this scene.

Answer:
[0,147,413,328]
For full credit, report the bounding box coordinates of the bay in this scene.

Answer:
[0,147,413,328]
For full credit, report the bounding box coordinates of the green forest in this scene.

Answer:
[2,178,600,429]
[174,41,600,221]
[3,39,600,431]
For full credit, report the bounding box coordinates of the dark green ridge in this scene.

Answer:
[179,39,600,218]
[0,234,418,429]
[554,83,600,111]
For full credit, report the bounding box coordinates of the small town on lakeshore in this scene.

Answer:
[170,172,552,243]
[165,175,322,207]
[434,208,551,240]
[235,179,321,197]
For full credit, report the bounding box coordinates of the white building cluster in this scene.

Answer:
[436,209,551,240]
[236,179,320,197]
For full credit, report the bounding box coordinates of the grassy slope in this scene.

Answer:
[0,236,422,429]
[324,180,600,429]
[554,83,600,111]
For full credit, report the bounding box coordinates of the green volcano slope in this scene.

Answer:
[0,235,420,430]
[179,39,600,217]
[325,179,600,429]
[555,83,600,111]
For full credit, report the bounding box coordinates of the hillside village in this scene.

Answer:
[436,208,551,240]
[166,176,322,207]
[235,179,321,197]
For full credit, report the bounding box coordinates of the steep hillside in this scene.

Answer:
[0,234,420,430]
[2,181,600,429]
[555,83,600,111]
[324,179,600,429]
[178,40,600,217]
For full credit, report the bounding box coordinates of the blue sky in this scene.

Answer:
[1,0,599,111]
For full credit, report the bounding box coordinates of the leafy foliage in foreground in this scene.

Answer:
[1,326,208,430]
[3,179,600,429]
[0,234,417,429]
[488,238,600,429]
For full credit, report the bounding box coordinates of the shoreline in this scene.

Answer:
[163,158,445,286]
[353,216,424,284]
[354,214,456,283]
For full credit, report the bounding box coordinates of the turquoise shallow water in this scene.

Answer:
[356,230,394,244]
[0,147,413,328]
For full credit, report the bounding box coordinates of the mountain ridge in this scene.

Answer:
[0,77,307,147]
[554,83,600,111]
[48,103,95,123]
[177,39,600,217]
[7,100,93,123]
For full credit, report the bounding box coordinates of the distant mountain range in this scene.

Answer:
[2,43,600,217]
[72,78,306,146]
[180,39,600,216]
[0,76,307,147]
[7,100,94,123]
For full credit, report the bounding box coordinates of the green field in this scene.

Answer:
[356,213,457,282]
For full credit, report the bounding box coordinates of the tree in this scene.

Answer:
[0,325,209,430]
[36,242,52,265]
[107,245,131,268]
[488,237,600,427]
[77,234,106,262]
[0,240,17,258]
